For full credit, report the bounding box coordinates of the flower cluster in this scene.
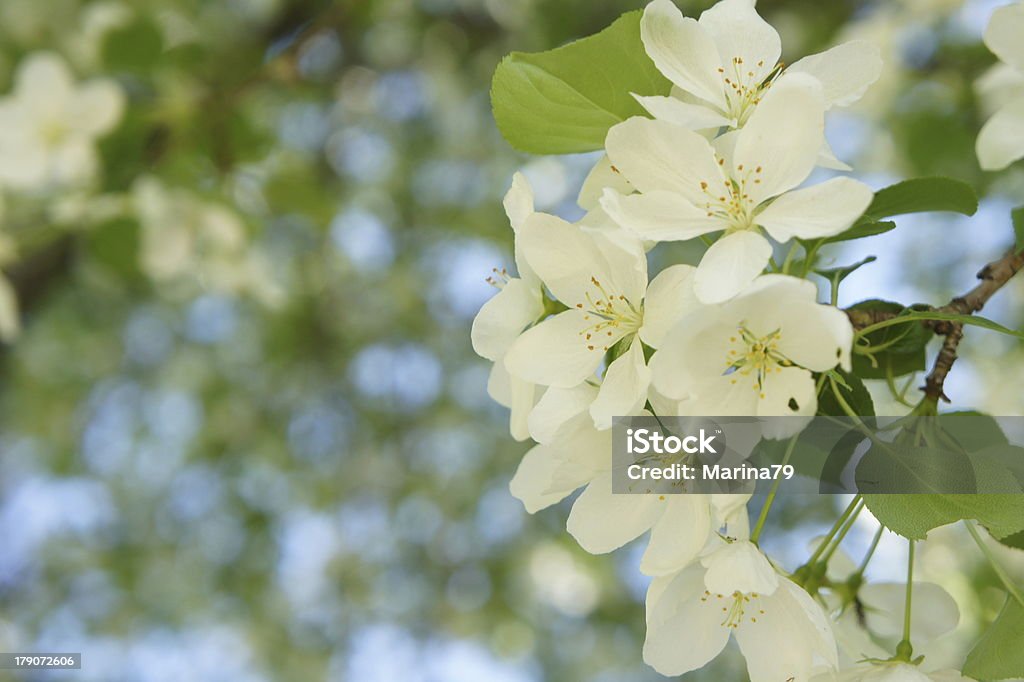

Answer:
[474,1,981,680]
[976,1,1024,171]
[0,37,289,344]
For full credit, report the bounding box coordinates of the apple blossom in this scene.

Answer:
[471,173,546,439]
[651,275,853,418]
[503,212,700,428]
[636,0,881,134]
[644,538,838,681]
[976,2,1024,171]
[0,52,124,190]
[602,74,873,303]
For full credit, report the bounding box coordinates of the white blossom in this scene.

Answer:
[602,74,873,303]
[471,173,546,440]
[644,538,838,681]
[0,52,124,190]
[503,210,700,428]
[509,405,750,576]
[651,275,852,419]
[133,177,284,308]
[636,0,881,144]
[976,2,1024,171]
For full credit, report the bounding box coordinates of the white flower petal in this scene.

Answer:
[504,309,611,386]
[977,94,1024,171]
[0,139,48,189]
[984,2,1024,74]
[640,495,711,576]
[508,374,540,441]
[756,177,873,242]
[693,230,773,304]
[510,443,577,513]
[640,0,726,110]
[517,212,613,305]
[577,155,632,211]
[639,263,699,348]
[632,93,732,129]
[735,579,837,682]
[486,361,538,440]
[503,172,534,231]
[547,415,614,491]
[567,472,665,554]
[470,278,543,361]
[648,311,734,399]
[50,135,97,186]
[735,272,818,305]
[643,565,732,676]
[601,188,723,243]
[756,366,817,417]
[691,375,761,416]
[713,494,752,538]
[15,52,74,111]
[698,0,780,86]
[774,302,854,372]
[69,79,124,135]
[505,173,539,281]
[701,541,779,596]
[734,72,825,205]
[605,116,725,203]
[788,40,883,109]
[528,383,598,444]
[589,227,649,305]
[590,339,651,429]
[818,137,853,171]
[861,582,960,641]
[976,63,1024,116]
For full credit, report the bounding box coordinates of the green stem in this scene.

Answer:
[821,498,864,563]
[781,242,800,275]
[903,540,915,647]
[807,495,863,566]
[800,240,822,277]
[750,434,800,544]
[885,364,915,408]
[853,526,885,580]
[966,521,1024,608]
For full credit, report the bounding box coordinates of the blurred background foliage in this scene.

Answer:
[0,0,1022,680]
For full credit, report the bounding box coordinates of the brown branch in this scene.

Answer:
[922,248,1024,403]
[846,307,899,330]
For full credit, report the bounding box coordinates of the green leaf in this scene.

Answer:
[850,300,931,379]
[1013,206,1024,254]
[816,256,876,302]
[862,177,979,221]
[1000,530,1024,550]
[490,11,671,154]
[866,310,1024,341]
[820,177,977,244]
[817,369,875,417]
[863,494,1024,541]
[856,445,979,495]
[815,256,877,285]
[963,598,1024,680]
[102,18,164,73]
[817,221,896,245]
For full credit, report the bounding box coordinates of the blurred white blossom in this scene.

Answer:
[976,2,1024,171]
[133,177,284,307]
[0,52,124,190]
